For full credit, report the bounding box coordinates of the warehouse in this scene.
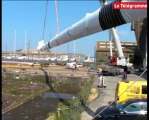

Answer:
[96,41,142,66]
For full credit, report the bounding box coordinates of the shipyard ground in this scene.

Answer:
[2,65,146,120]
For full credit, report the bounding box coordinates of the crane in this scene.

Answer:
[38,0,147,67]
[108,28,133,68]
[99,0,133,69]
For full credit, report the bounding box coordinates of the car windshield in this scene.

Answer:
[115,102,125,111]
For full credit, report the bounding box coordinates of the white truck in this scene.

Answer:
[66,62,76,69]
[66,62,83,69]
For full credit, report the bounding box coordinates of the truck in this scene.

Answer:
[66,62,83,69]
[115,80,147,103]
[108,28,133,69]
[97,65,124,76]
[66,62,76,69]
[100,27,133,74]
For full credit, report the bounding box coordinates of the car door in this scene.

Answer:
[116,102,147,120]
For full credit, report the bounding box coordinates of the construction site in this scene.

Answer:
[2,0,147,120]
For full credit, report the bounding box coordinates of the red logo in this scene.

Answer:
[113,2,147,9]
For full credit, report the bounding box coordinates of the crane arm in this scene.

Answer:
[101,0,124,58]
[110,28,124,58]
[39,0,147,51]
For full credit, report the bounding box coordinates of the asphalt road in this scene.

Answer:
[81,73,147,120]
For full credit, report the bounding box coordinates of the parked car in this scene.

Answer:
[93,99,147,120]
[76,62,83,67]
[49,63,57,66]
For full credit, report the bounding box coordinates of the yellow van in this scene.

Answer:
[115,80,147,103]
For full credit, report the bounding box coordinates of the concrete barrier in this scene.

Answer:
[2,72,91,85]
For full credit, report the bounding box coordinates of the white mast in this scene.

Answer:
[54,0,60,59]
[14,30,16,58]
[74,40,75,58]
[25,30,27,54]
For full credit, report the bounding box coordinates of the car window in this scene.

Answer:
[116,103,125,111]
[142,85,147,94]
[123,102,147,113]
[140,102,147,111]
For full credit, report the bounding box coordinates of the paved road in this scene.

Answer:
[81,73,147,120]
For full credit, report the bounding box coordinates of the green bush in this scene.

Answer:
[55,82,92,120]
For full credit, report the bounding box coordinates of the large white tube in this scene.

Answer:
[109,39,113,59]
[40,0,147,51]
[40,8,101,51]
[110,28,124,58]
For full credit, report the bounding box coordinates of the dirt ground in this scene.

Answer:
[2,67,90,114]
[2,78,49,114]
[2,66,146,120]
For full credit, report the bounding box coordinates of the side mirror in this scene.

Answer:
[120,110,126,114]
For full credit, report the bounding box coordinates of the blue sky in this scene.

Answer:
[2,0,136,57]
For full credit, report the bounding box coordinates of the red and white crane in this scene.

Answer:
[100,0,133,68]
[108,28,133,67]
[38,0,147,67]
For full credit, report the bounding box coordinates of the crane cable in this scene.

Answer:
[55,0,60,45]
[55,0,60,34]
[42,0,48,40]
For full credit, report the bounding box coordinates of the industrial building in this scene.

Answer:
[96,41,142,66]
